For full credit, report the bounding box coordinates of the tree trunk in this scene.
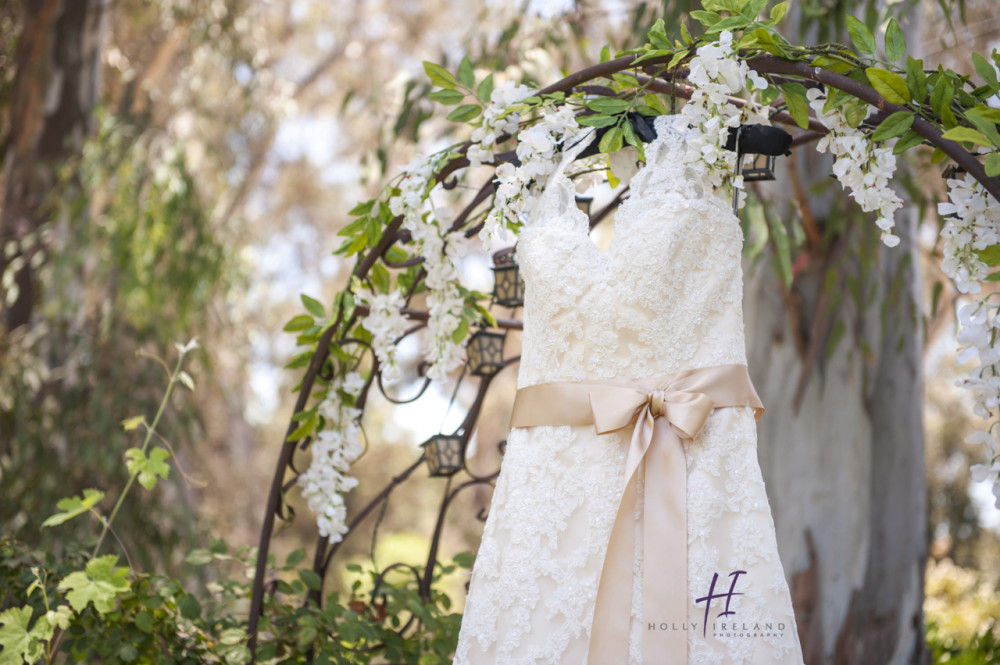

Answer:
[745,181,928,665]
[0,0,106,335]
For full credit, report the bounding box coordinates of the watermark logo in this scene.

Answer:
[694,570,745,637]
[646,570,786,640]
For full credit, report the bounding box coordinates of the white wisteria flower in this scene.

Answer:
[680,30,752,201]
[806,87,903,247]
[481,104,584,250]
[357,289,409,383]
[298,378,365,541]
[939,173,1000,294]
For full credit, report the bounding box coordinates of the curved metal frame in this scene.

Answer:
[246,50,1000,657]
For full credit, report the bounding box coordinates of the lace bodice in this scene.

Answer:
[517,114,747,387]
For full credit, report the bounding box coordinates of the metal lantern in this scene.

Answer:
[575,194,594,217]
[421,434,465,477]
[466,329,506,376]
[739,152,777,182]
[942,164,966,180]
[492,247,524,307]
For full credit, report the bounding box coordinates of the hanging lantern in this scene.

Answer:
[739,152,777,182]
[420,434,465,477]
[466,329,506,376]
[491,247,524,307]
[942,164,966,180]
[575,194,593,217]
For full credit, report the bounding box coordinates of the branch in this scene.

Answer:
[748,54,1000,202]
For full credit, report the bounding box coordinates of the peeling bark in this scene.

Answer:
[0,0,106,335]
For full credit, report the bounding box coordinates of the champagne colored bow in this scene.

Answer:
[509,364,764,665]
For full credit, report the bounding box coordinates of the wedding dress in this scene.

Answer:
[453,114,805,665]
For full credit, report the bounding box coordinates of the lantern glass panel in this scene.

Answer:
[492,264,523,307]
[467,330,506,376]
[741,153,776,182]
[421,434,464,477]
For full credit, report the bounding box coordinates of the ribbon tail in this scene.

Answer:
[587,462,639,664]
[642,423,689,661]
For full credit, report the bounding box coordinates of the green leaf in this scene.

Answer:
[972,52,1000,91]
[648,18,672,50]
[370,262,391,294]
[42,488,105,527]
[287,411,318,441]
[866,68,911,104]
[476,73,494,104]
[940,127,992,146]
[599,126,624,154]
[707,15,752,33]
[811,55,852,74]
[965,111,1000,148]
[578,115,617,128]
[451,316,470,344]
[742,0,767,18]
[446,104,482,122]
[301,294,325,319]
[891,128,926,154]
[178,593,201,620]
[600,45,610,63]
[769,1,788,24]
[283,314,314,332]
[177,370,195,391]
[977,244,1000,267]
[125,447,171,490]
[689,10,722,26]
[884,18,906,62]
[781,82,810,129]
[122,415,145,431]
[986,153,1000,177]
[457,56,475,88]
[299,569,323,591]
[754,28,788,57]
[0,606,52,665]
[423,61,457,89]
[585,97,630,114]
[428,89,465,106]
[644,93,668,115]
[870,111,914,141]
[844,99,868,128]
[768,214,792,288]
[286,548,306,567]
[846,15,876,55]
[679,21,693,45]
[57,555,130,615]
[185,548,214,565]
[930,76,954,116]
[905,57,927,102]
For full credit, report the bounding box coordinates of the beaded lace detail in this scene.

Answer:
[454,114,804,664]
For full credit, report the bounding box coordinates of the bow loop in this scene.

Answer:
[651,389,716,440]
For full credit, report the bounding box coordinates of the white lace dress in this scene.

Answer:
[453,115,805,665]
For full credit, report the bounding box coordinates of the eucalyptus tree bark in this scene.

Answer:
[0,0,107,335]
[745,9,928,660]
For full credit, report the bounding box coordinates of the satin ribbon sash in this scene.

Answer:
[509,364,764,665]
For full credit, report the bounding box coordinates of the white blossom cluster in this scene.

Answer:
[940,173,1000,507]
[954,300,1000,507]
[806,88,904,247]
[357,289,410,383]
[681,30,769,201]
[938,173,1000,294]
[467,81,536,169]
[481,104,583,251]
[298,372,366,541]
[386,156,471,382]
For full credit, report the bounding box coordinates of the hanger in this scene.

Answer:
[571,112,792,161]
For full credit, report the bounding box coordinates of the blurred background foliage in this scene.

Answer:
[0,0,998,661]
